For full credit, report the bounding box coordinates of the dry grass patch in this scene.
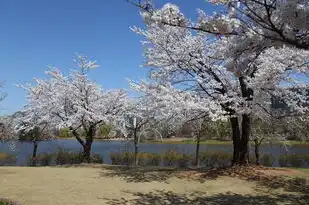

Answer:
[0,166,308,205]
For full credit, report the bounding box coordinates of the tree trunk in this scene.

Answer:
[195,134,200,167]
[254,139,260,165]
[82,125,94,163]
[239,114,250,165]
[32,141,38,166]
[134,129,138,166]
[236,77,252,165]
[230,117,240,165]
[82,139,92,163]
[230,115,251,165]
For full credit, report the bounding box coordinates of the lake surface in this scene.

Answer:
[0,139,308,166]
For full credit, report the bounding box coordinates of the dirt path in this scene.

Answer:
[0,166,308,205]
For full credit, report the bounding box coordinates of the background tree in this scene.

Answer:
[13,110,54,166]
[129,80,221,167]
[19,55,128,162]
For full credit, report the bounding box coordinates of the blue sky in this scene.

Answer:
[0,0,216,115]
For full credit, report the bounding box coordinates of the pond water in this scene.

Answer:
[0,139,308,166]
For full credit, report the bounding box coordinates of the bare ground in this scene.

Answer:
[0,165,308,205]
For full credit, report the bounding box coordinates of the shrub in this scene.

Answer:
[0,153,17,166]
[28,153,54,166]
[122,152,135,165]
[279,154,306,168]
[216,152,232,168]
[57,128,73,139]
[200,151,232,168]
[55,150,83,165]
[261,154,275,167]
[145,153,161,166]
[162,150,181,167]
[55,150,103,165]
[304,154,309,165]
[0,198,21,205]
[110,152,123,165]
[90,153,103,164]
[178,154,193,168]
[288,154,304,167]
[279,155,289,167]
[248,154,256,165]
[137,152,148,166]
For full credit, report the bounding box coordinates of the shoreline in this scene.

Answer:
[55,138,309,146]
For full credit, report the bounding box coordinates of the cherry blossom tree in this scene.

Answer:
[19,55,128,162]
[129,80,222,167]
[0,116,15,142]
[0,86,12,142]
[121,99,154,165]
[130,0,309,50]
[130,2,309,164]
[13,111,54,166]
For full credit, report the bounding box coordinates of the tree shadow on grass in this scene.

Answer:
[100,165,309,203]
[100,190,309,205]
[255,175,309,196]
[100,166,185,183]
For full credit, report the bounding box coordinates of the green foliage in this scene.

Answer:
[29,153,54,166]
[136,152,148,166]
[91,153,104,164]
[57,128,73,139]
[288,154,304,167]
[304,155,309,165]
[279,155,289,167]
[55,149,83,165]
[178,153,193,168]
[202,120,231,141]
[19,127,41,141]
[279,154,307,167]
[0,153,17,166]
[122,152,135,165]
[261,154,275,167]
[110,151,192,167]
[200,151,232,168]
[144,153,161,166]
[99,124,113,138]
[110,152,123,165]
[28,150,103,166]
[0,199,21,205]
[162,150,181,167]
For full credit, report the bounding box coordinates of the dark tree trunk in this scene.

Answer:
[32,141,38,166]
[230,115,251,165]
[254,139,260,165]
[195,134,200,167]
[82,138,93,163]
[230,117,240,165]
[82,125,95,163]
[134,129,138,166]
[239,114,251,165]
[234,77,252,165]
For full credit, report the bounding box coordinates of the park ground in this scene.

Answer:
[1,165,309,205]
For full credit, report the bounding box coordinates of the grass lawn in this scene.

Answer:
[0,165,308,205]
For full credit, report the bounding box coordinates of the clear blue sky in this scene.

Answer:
[0,0,216,115]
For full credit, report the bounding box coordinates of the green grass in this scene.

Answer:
[0,199,20,205]
[290,167,309,173]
